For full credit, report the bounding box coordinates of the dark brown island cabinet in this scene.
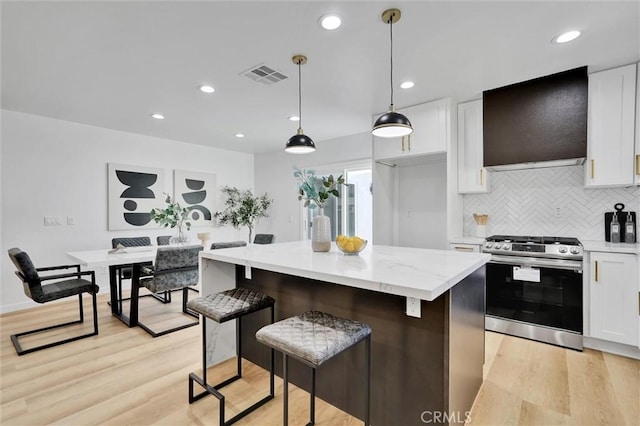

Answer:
[199,241,489,426]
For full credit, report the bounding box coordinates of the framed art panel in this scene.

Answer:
[108,163,165,230]
[173,170,216,227]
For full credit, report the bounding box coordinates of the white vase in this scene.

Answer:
[170,226,191,246]
[311,207,331,252]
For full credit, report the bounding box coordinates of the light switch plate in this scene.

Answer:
[44,216,63,226]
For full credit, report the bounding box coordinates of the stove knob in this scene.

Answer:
[502,244,511,250]
[570,247,580,255]
[485,242,493,249]
[558,246,568,254]
[494,243,502,249]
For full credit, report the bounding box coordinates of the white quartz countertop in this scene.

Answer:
[201,240,490,301]
[582,240,640,254]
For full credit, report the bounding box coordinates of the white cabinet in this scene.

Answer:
[372,98,463,249]
[588,252,639,346]
[636,62,640,185]
[585,63,637,188]
[457,100,489,193]
[373,99,448,162]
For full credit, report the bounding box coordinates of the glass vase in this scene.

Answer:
[169,226,191,246]
[311,207,331,252]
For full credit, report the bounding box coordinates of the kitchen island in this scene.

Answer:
[199,241,490,425]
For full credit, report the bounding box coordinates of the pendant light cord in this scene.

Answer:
[389,14,394,108]
[298,60,303,130]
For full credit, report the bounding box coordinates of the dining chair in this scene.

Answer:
[157,235,172,246]
[129,245,203,337]
[7,248,99,355]
[209,241,247,250]
[111,236,171,306]
[253,234,275,244]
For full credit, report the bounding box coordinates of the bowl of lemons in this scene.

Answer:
[335,235,367,255]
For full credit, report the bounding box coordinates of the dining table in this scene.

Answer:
[66,246,158,326]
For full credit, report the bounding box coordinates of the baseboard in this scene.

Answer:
[1,299,46,314]
[584,337,640,360]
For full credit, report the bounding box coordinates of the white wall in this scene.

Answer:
[253,132,372,243]
[1,110,254,313]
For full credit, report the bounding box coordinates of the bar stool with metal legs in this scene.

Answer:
[187,288,276,425]
[256,310,371,426]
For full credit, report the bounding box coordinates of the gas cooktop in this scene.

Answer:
[483,235,583,259]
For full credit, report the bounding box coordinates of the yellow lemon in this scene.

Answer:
[336,235,346,245]
[353,238,365,251]
[343,241,356,252]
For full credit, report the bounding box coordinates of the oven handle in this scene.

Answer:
[489,255,583,272]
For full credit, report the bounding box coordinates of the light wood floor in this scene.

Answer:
[1,293,638,425]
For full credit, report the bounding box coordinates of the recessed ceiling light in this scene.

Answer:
[199,85,215,93]
[552,30,581,44]
[234,133,245,138]
[288,116,300,122]
[319,15,342,30]
[151,113,165,120]
[400,81,415,89]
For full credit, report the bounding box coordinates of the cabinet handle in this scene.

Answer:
[591,159,595,179]
[636,154,640,176]
[401,136,405,151]
[638,292,640,316]
[408,134,411,151]
[480,169,484,185]
[594,261,599,282]
[453,246,474,252]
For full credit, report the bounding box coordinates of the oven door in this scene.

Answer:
[486,258,583,333]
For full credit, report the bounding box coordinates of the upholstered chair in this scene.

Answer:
[253,234,275,244]
[7,248,99,355]
[129,245,203,337]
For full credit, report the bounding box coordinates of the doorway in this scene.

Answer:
[303,164,372,242]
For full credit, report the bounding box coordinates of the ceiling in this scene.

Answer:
[2,1,639,154]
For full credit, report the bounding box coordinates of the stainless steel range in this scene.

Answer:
[483,235,584,350]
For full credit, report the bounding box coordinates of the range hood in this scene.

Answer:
[483,67,588,172]
[485,158,585,172]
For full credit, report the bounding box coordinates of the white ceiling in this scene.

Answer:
[2,1,639,154]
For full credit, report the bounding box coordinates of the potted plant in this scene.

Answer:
[216,186,272,243]
[150,194,193,245]
[293,167,344,252]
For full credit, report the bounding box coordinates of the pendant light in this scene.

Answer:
[285,55,316,154]
[372,9,413,138]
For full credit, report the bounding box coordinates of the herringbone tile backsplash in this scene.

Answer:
[463,165,640,241]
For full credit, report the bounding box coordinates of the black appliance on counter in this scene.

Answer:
[604,203,636,242]
[483,235,583,351]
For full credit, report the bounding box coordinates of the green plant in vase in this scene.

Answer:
[216,186,272,243]
[293,167,345,252]
[150,194,193,245]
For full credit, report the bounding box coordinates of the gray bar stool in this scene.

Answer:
[256,310,371,426]
[187,288,276,425]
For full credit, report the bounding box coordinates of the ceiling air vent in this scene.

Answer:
[241,64,288,85]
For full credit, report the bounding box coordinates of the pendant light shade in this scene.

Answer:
[372,9,413,138]
[285,55,316,154]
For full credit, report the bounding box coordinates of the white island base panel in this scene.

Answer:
[198,241,488,425]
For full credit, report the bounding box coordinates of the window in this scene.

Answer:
[303,163,372,242]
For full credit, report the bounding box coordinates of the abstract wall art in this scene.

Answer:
[108,163,165,230]
[173,170,216,227]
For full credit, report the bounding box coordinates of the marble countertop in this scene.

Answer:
[581,240,640,254]
[201,240,490,301]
